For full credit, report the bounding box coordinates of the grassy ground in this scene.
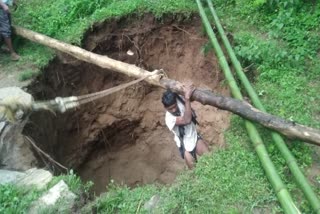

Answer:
[1,0,319,213]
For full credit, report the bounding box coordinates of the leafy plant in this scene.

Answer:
[0,184,40,213]
[48,170,93,196]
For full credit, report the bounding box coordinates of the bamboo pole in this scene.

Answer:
[12,26,320,145]
[196,0,300,213]
[206,1,320,212]
[13,27,161,87]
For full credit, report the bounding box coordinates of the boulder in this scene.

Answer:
[28,180,76,213]
[0,169,25,185]
[16,168,53,190]
[144,194,161,213]
[0,87,38,170]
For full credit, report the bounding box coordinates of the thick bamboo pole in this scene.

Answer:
[14,27,161,87]
[196,0,300,213]
[206,1,320,212]
[13,26,320,145]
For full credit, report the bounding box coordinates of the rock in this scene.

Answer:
[0,87,38,171]
[16,168,53,190]
[28,180,76,214]
[0,168,52,189]
[0,169,25,185]
[144,194,161,213]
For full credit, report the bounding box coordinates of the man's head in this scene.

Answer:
[162,90,178,114]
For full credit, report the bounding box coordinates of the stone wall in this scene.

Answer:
[0,87,38,170]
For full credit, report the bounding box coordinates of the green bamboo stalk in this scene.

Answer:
[196,0,300,213]
[206,1,320,213]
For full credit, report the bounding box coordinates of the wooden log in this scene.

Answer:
[13,26,320,146]
[13,26,162,87]
[161,79,320,146]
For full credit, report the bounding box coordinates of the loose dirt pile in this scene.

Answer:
[25,15,230,194]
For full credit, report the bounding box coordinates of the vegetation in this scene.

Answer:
[0,184,40,213]
[205,0,320,211]
[0,0,319,213]
[0,171,91,213]
[48,170,93,196]
[18,69,39,81]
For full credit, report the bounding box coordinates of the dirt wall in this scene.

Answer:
[25,14,230,194]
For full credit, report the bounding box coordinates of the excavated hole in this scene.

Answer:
[24,14,231,194]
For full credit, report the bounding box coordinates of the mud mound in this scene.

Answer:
[25,15,230,194]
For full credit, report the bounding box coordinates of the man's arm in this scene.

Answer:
[175,83,195,125]
[0,2,9,12]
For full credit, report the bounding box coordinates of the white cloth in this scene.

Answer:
[165,99,198,151]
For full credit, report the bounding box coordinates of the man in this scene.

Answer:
[162,83,209,169]
[0,0,19,61]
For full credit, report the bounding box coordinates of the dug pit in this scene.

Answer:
[24,15,230,194]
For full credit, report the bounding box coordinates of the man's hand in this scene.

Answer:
[183,82,195,100]
[174,82,195,125]
[0,3,9,13]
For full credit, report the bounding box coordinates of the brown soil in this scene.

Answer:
[24,14,230,194]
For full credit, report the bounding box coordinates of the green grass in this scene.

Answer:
[0,171,91,214]
[0,184,41,214]
[7,0,196,73]
[86,183,158,213]
[211,1,320,211]
[18,69,39,81]
[0,38,54,75]
[159,125,277,213]
[47,170,93,196]
[15,0,196,37]
[214,1,320,129]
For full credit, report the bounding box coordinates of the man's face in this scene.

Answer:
[166,102,178,115]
